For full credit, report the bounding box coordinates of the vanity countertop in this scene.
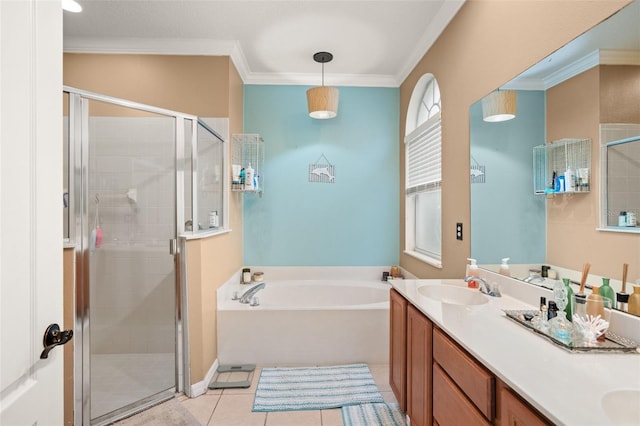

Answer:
[390,275,640,426]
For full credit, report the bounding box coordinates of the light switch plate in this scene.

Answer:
[456,223,463,240]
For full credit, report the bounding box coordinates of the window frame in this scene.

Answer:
[404,74,442,268]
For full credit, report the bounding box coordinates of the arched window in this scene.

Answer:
[405,74,442,267]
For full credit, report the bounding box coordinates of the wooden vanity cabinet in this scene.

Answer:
[496,381,552,426]
[433,363,491,426]
[433,327,494,420]
[406,303,433,426]
[389,290,550,426]
[389,289,407,410]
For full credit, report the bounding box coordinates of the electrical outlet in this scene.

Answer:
[456,223,463,240]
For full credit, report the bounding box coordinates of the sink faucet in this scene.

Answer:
[464,276,501,297]
[523,274,545,284]
[239,283,266,304]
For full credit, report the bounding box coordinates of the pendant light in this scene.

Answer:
[482,90,516,122]
[62,0,82,12]
[306,52,339,119]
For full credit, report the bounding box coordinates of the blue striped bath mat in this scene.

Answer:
[342,403,406,426]
[252,364,385,412]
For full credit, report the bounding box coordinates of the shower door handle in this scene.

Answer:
[40,323,73,359]
[169,239,177,255]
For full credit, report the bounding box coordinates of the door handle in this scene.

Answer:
[40,323,73,359]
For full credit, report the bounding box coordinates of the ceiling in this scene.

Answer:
[63,0,466,88]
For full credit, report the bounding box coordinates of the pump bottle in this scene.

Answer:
[499,258,511,277]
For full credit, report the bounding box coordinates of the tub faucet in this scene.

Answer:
[464,276,501,297]
[239,283,266,304]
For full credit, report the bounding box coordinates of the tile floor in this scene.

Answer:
[114,364,398,426]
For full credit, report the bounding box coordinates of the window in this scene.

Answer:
[405,74,442,267]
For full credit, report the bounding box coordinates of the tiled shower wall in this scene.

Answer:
[600,123,640,227]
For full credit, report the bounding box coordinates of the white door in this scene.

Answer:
[0,1,64,424]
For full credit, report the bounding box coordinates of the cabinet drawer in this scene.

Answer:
[499,384,552,426]
[433,327,494,419]
[433,364,491,426]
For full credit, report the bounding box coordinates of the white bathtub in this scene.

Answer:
[217,279,390,366]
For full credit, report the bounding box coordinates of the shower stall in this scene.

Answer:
[64,87,226,425]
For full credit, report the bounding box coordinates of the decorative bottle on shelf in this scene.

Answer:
[586,286,605,318]
[598,278,615,309]
[554,278,573,321]
[628,285,640,316]
[551,280,573,343]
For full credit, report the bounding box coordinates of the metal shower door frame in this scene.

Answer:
[65,86,195,425]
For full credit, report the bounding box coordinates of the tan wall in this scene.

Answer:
[546,66,639,281]
[600,65,640,123]
[64,53,244,385]
[399,0,630,278]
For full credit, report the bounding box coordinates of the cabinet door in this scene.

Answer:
[407,304,432,426]
[433,364,491,426]
[389,289,408,410]
[499,385,551,426]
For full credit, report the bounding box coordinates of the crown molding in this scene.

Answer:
[396,0,466,86]
[64,37,399,87]
[504,49,639,91]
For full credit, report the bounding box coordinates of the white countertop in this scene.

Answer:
[390,275,640,426]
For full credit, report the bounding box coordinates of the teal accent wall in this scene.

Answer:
[470,90,546,265]
[243,85,400,266]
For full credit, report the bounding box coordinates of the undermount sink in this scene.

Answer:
[601,390,640,425]
[418,285,488,307]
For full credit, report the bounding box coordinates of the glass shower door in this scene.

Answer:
[85,99,177,422]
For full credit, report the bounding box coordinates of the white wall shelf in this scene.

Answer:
[533,138,591,195]
[231,133,264,195]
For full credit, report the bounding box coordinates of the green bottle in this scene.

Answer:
[562,278,574,321]
[599,277,615,309]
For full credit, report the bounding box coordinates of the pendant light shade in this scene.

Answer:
[62,0,82,12]
[482,90,516,122]
[307,52,339,119]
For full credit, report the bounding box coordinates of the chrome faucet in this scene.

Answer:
[523,274,545,284]
[464,276,501,297]
[239,283,266,304]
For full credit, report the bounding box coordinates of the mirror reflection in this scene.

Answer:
[470,1,640,315]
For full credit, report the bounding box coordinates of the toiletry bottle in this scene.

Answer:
[629,285,640,316]
[548,301,558,320]
[242,268,251,284]
[541,265,550,278]
[599,278,615,308]
[626,211,637,227]
[245,163,255,190]
[466,258,479,288]
[561,278,574,320]
[586,286,605,317]
[499,258,511,277]
[565,167,575,192]
[619,211,627,227]
[209,211,219,228]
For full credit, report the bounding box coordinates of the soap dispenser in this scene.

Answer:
[466,258,479,277]
[466,258,480,288]
[499,258,511,277]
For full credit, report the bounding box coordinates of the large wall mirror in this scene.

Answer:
[470,0,640,313]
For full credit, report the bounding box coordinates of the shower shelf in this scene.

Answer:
[232,134,264,195]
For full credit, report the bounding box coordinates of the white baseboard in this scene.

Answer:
[189,358,219,398]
